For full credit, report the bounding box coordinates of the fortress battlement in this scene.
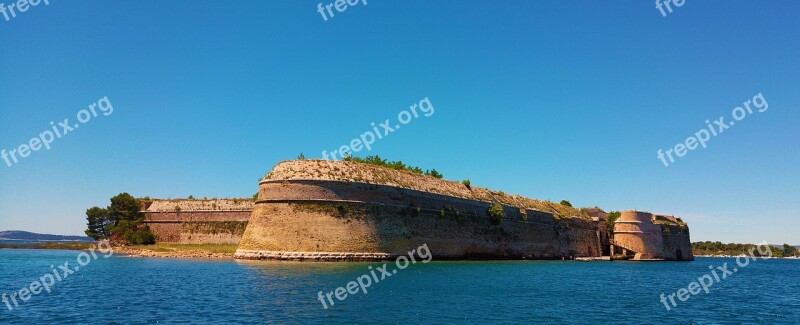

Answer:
[231,160,693,261]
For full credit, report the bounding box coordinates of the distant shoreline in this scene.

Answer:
[0,242,95,250]
[695,255,800,259]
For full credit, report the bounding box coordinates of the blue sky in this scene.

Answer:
[1,1,798,244]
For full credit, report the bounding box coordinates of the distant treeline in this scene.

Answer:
[693,241,798,257]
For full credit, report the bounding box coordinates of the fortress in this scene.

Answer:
[144,159,693,261]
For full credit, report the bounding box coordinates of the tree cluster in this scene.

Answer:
[692,241,798,257]
[605,211,621,233]
[782,244,798,257]
[85,193,155,245]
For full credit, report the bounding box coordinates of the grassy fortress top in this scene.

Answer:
[263,159,589,220]
[143,199,254,212]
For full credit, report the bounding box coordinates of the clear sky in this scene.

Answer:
[1,1,798,244]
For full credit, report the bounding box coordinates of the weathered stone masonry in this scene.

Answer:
[143,160,693,261]
[236,160,627,261]
[613,211,693,261]
[142,199,252,244]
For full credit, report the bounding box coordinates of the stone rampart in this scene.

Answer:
[236,160,604,261]
[142,199,252,244]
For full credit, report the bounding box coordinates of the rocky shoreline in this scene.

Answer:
[114,247,234,259]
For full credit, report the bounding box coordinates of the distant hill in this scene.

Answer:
[0,231,94,243]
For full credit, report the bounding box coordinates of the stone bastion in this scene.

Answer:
[235,160,616,261]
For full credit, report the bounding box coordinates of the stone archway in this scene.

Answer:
[676,249,683,260]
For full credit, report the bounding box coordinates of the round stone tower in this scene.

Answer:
[613,211,665,260]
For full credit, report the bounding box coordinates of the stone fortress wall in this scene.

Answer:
[236,160,631,261]
[140,160,693,261]
[142,199,253,244]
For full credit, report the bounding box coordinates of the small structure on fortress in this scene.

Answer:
[222,159,695,262]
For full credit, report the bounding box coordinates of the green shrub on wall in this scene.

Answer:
[487,203,505,225]
[342,155,442,178]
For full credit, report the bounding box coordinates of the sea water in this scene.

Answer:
[0,249,797,324]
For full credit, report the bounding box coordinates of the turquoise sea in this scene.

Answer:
[0,249,798,324]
